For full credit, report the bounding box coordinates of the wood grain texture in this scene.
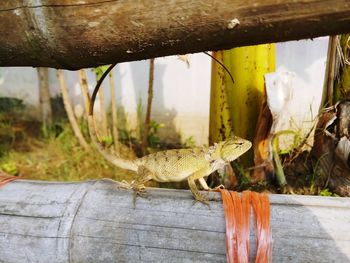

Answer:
[0,0,349,69]
[0,179,349,262]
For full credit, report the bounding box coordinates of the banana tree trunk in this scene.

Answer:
[210,45,275,167]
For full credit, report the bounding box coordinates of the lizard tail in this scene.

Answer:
[87,115,138,172]
[86,63,138,172]
[79,64,138,172]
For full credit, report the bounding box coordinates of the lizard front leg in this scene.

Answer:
[187,168,212,204]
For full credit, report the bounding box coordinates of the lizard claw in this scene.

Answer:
[118,180,149,207]
[118,180,147,195]
[134,186,148,197]
[131,182,149,207]
[208,184,225,192]
[118,180,134,189]
[192,193,210,207]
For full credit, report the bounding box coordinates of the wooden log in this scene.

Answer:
[0,0,349,69]
[0,179,349,262]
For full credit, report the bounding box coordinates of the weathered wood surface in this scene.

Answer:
[0,179,349,263]
[0,1,349,69]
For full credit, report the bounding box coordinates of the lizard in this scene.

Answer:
[89,112,251,203]
[87,77,251,202]
[86,52,251,203]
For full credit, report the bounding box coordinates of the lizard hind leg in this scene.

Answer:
[115,166,152,208]
[187,166,221,205]
[130,166,154,205]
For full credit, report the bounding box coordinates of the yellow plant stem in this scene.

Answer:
[210,44,275,167]
[209,51,233,144]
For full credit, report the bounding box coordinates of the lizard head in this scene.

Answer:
[219,136,252,162]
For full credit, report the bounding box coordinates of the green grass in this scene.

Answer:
[0,123,135,182]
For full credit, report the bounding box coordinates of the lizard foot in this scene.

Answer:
[118,180,149,207]
[192,192,210,207]
[133,185,148,198]
[281,185,295,195]
[118,180,134,189]
[131,181,149,207]
[118,180,147,191]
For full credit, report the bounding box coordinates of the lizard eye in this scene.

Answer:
[220,137,252,161]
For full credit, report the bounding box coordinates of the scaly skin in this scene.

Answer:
[88,114,251,203]
[85,60,250,203]
[135,138,251,202]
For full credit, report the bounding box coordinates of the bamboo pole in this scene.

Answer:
[0,179,349,263]
[1,0,349,69]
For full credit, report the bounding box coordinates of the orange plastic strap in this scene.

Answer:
[0,175,20,188]
[251,192,272,263]
[220,190,272,263]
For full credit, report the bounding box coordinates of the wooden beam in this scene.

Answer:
[0,0,349,69]
[0,179,349,262]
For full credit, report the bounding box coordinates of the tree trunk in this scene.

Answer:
[334,34,350,102]
[37,67,52,132]
[141,58,155,154]
[209,46,275,185]
[321,36,338,107]
[109,70,120,154]
[226,44,276,167]
[0,1,349,69]
[209,51,233,144]
[97,83,109,139]
[312,35,350,195]
[56,69,90,150]
[78,69,91,115]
